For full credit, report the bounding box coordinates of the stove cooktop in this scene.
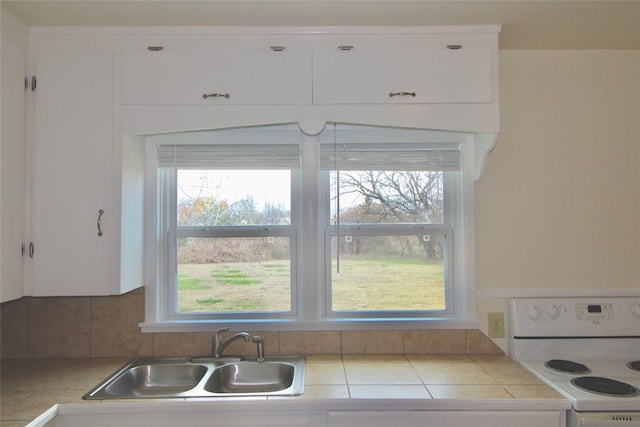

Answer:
[518,358,640,411]
[510,297,640,412]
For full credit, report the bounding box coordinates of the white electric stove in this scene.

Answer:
[510,297,640,426]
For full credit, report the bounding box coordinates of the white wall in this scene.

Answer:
[475,50,640,351]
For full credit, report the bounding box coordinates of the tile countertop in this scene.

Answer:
[0,354,569,426]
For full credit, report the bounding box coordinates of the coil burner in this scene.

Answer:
[571,376,640,397]
[544,359,590,374]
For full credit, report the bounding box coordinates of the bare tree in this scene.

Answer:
[335,171,444,260]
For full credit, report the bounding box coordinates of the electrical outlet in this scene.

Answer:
[487,312,505,338]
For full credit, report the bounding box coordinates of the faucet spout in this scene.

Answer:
[213,328,251,358]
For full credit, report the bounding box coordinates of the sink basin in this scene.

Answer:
[205,361,294,393]
[83,356,304,399]
[104,363,207,397]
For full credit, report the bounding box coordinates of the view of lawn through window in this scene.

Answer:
[175,169,292,313]
[328,169,447,313]
[177,237,291,313]
[330,235,446,312]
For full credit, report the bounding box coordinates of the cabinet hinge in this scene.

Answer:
[31,76,37,92]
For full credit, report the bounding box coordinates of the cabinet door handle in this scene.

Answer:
[97,209,104,237]
[29,242,34,258]
[202,93,230,99]
[389,91,416,98]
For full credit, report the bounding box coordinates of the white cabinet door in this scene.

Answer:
[328,411,564,427]
[313,49,492,104]
[1,15,28,302]
[120,50,312,105]
[30,50,114,296]
[53,408,326,427]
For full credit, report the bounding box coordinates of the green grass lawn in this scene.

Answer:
[177,258,445,313]
[177,262,290,312]
[331,258,445,311]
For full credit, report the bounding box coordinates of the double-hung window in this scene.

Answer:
[144,124,476,330]
[319,125,462,319]
[153,126,301,321]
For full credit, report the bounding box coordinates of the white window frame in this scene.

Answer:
[140,124,481,332]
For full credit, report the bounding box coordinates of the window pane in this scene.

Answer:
[330,234,446,312]
[176,237,291,313]
[177,170,291,226]
[330,171,443,225]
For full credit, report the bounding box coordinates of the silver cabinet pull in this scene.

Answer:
[202,93,230,99]
[97,209,104,237]
[389,91,416,98]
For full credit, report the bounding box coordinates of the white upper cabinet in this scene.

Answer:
[313,48,493,105]
[1,12,28,303]
[114,27,500,135]
[29,49,115,296]
[120,50,312,105]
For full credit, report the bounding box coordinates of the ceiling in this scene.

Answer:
[2,0,639,49]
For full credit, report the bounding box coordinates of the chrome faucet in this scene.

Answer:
[213,327,250,358]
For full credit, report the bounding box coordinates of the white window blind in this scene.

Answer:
[157,143,301,169]
[152,123,303,169]
[318,124,463,171]
[319,142,461,171]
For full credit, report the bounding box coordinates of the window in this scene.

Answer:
[320,126,461,319]
[143,124,478,331]
[152,126,301,321]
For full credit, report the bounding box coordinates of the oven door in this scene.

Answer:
[572,412,640,427]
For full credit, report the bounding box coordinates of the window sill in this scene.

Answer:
[139,318,480,333]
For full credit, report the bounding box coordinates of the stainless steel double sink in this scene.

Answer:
[83,356,305,399]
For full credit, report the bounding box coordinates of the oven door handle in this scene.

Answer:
[578,414,640,427]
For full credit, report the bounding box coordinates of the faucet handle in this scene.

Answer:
[212,327,230,357]
[213,328,229,342]
[214,327,230,342]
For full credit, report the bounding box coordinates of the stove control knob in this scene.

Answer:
[527,305,543,321]
[631,302,640,319]
[546,304,562,319]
